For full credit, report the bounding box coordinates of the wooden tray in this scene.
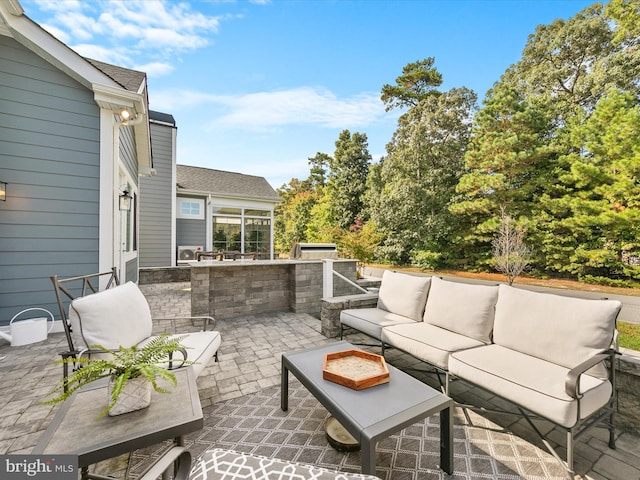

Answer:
[322,349,389,390]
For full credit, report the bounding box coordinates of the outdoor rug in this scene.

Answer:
[127,380,569,480]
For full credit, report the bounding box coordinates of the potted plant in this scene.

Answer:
[43,335,191,417]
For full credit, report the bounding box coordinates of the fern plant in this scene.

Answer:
[43,335,191,417]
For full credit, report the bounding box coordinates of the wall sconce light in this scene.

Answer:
[119,189,132,211]
[120,109,131,125]
[0,181,6,201]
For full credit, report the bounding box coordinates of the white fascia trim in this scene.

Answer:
[0,2,119,90]
[98,109,116,285]
[177,188,281,205]
[94,84,153,171]
[93,83,145,116]
[171,127,177,266]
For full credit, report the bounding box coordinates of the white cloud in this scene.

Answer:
[135,62,175,77]
[71,44,132,66]
[24,0,224,70]
[152,87,385,131]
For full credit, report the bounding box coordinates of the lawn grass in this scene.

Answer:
[619,321,640,352]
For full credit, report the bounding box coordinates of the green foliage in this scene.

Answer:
[619,321,640,351]
[380,58,443,111]
[305,194,335,243]
[411,250,443,271]
[451,82,554,261]
[372,87,477,264]
[42,335,189,417]
[606,0,640,45]
[326,130,371,229]
[534,89,640,279]
[336,218,383,265]
[274,187,320,253]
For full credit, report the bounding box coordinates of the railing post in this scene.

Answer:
[323,259,334,298]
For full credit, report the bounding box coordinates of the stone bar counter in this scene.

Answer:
[189,259,359,321]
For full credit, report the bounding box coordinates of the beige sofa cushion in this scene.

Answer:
[423,277,498,344]
[341,307,415,341]
[382,322,485,370]
[493,285,621,378]
[449,344,612,428]
[377,270,431,321]
[69,281,153,350]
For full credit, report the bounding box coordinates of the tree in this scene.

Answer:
[372,87,477,264]
[274,178,318,254]
[307,152,330,191]
[492,208,532,285]
[450,82,554,264]
[380,58,443,112]
[535,89,640,282]
[326,130,371,229]
[606,0,640,45]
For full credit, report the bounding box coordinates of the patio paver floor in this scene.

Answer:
[0,281,638,479]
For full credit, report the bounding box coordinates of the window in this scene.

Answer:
[213,216,242,251]
[244,217,271,258]
[212,206,273,259]
[177,198,205,219]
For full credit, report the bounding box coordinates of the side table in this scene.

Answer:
[33,367,202,480]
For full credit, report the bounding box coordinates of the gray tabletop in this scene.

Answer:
[33,367,203,468]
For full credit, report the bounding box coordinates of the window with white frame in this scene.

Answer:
[177,197,205,219]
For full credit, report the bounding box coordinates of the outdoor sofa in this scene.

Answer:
[339,270,622,475]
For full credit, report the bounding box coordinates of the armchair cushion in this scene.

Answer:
[69,281,153,350]
[137,331,221,377]
[492,285,621,378]
[423,277,498,344]
[377,270,431,321]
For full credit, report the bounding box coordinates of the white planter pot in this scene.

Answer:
[107,375,152,416]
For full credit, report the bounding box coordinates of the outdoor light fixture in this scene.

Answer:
[0,181,6,201]
[120,109,131,124]
[119,189,132,211]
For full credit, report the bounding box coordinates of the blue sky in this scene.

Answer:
[23,0,596,189]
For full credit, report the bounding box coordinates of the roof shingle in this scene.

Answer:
[176,165,280,202]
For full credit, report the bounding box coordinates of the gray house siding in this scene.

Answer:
[125,257,138,283]
[0,35,100,325]
[139,120,175,267]
[119,126,138,181]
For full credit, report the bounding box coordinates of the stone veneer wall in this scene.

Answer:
[190,260,359,321]
[617,354,640,434]
[139,266,191,284]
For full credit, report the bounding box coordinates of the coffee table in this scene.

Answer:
[33,367,202,480]
[281,341,453,476]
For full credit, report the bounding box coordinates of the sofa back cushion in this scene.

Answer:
[69,281,153,350]
[423,277,498,344]
[377,270,431,321]
[493,284,621,377]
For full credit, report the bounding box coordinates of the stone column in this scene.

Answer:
[191,266,210,317]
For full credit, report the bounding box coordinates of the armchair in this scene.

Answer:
[51,268,221,382]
